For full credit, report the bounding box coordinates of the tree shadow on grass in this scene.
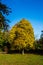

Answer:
[8,49,43,56]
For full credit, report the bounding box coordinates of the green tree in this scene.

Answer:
[0,31,10,53]
[34,30,43,50]
[0,1,11,31]
[33,39,41,50]
[0,1,11,52]
[0,31,4,46]
[39,30,43,50]
[9,19,35,54]
[2,31,11,53]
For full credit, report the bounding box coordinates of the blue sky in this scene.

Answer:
[2,0,43,39]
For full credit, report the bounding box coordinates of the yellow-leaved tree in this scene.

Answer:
[9,19,35,54]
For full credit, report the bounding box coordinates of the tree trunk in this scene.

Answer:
[22,49,24,55]
[4,46,8,53]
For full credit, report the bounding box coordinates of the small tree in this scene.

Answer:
[39,30,43,50]
[34,30,43,50]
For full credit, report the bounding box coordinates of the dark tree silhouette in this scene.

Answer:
[0,0,11,31]
[39,30,43,50]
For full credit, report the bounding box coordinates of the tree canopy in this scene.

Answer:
[9,19,35,50]
[0,1,11,31]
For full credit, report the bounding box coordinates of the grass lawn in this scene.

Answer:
[0,54,43,65]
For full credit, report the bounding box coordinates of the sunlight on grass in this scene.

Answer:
[0,54,43,65]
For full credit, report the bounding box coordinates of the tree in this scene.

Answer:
[39,30,43,50]
[0,1,11,52]
[0,1,11,31]
[0,31,11,53]
[33,39,41,50]
[34,30,43,50]
[0,31,4,46]
[9,19,35,54]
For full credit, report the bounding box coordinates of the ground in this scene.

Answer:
[0,54,43,65]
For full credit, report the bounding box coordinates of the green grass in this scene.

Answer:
[0,54,43,65]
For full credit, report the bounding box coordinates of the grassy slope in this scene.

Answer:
[0,54,43,65]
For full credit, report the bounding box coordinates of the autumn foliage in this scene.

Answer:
[9,19,35,51]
